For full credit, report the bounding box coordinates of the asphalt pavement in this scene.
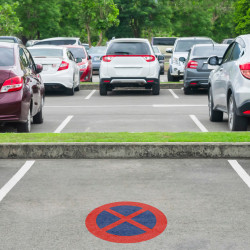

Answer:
[0,159,249,249]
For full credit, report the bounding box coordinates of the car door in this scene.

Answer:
[212,43,235,110]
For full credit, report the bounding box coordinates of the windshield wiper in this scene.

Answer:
[114,51,130,55]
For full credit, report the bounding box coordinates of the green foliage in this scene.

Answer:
[0,2,22,35]
[234,0,250,35]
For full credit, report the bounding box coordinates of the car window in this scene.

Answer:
[68,47,86,59]
[0,38,15,43]
[230,42,243,61]
[35,40,76,46]
[0,47,15,66]
[19,48,29,68]
[192,46,228,57]
[67,51,74,61]
[152,38,176,46]
[175,40,213,52]
[221,43,235,64]
[29,48,63,57]
[106,42,150,55]
[88,46,107,54]
[24,48,36,72]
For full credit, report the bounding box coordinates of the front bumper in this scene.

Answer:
[170,63,184,76]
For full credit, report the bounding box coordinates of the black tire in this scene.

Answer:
[17,109,31,133]
[173,76,180,82]
[228,94,248,131]
[152,78,160,95]
[184,86,192,95]
[167,68,174,82]
[33,103,44,124]
[66,86,75,96]
[160,69,164,75]
[208,87,223,122]
[99,81,107,96]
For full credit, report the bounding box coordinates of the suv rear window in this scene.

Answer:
[175,40,213,52]
[193,46,227,57]
[0,48,14,66]
[29,48,63,57]
[153,38,176,46]
[35,40,76,46]
[107,42,151,55]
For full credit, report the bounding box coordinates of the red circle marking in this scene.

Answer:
[85,201,167,243]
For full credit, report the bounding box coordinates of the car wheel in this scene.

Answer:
[183,86,192,95]
[17,108,31,133]
[173,76,180,82]
[75,75,80,91]
[99,81,107,96]
[208,87,223,122]
[33,99,44,124]
[167,68,174,82]
[228,94,248,131]
[152,78,160,95]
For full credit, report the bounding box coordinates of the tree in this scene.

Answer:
[234,0,250,35]
[0,2,22,36]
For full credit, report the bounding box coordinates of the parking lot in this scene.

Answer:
[0,159,250,249]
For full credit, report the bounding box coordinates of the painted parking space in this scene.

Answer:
[0,159,249,249]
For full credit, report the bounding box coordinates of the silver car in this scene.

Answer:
[208,35,250,131]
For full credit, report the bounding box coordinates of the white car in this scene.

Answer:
[34,37,82,46]
[99,38,160,95]
[28,46,80,95]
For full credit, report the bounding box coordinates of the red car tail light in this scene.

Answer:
[0,76,24,93]
[58,61,69,71]
[103,56,115,62]
[142,55,155,62]
[187,60,198,69]
[239,63,250,79]
[243,110,250,114]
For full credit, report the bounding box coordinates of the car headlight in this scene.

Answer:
[173,57,179,65]
[79,63,88,69]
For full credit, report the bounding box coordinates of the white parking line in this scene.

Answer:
[189,115,208,132]
[0,161,35,202]
[169,89,179,99]
[228,160,250,188]
[85,90,96,100]
[54,115,73,133]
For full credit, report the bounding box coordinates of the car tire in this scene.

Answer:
[99,81,107,96]
[173,76,180,82]
[75,75,80,91]
[17,108,31,133]
[33,99,44,124]
[208,87,223,122]
[184,86,192,95]
[66,86,75,96]
[152,78,160,95]
[167,68,174,82]
[228,94,248,131]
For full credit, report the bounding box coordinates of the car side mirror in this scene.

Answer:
[35,64,43,74]
[179,57,186,62]
[75,58,82,63]
[166,48,173,53]
[208,56,220,65]
[88,55,91,60]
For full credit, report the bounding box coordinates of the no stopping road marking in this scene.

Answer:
[85,201,167,243]
[54,115,73,133]
[0,161,35,202]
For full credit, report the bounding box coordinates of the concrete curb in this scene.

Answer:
[1,142,250,159]
[80,83,183,90]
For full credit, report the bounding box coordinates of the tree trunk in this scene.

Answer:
[97,31,103,46]
[86,23,92,47]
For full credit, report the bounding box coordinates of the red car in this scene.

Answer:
[0,42,45,132]
[63,45,92,82]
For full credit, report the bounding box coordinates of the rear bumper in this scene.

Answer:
[41,73,73,89]
[184,78,209,88]
[237,100,250,116]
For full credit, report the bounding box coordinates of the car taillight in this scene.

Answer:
[103,56,115,62]
[239,63,250,79]
[187,60,198,69]
[142,55,155,62]
[58,61,69,71]
[0,76,23,93]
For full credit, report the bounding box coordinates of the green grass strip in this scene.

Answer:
[0,132,250,143]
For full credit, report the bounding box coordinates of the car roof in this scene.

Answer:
[109,38,150,43]
[62,45,85,48]
[28,45,66,50]
[0,42,18,48]
[38,37,80,41]
[192,44,228,49]
[176,37,213,41]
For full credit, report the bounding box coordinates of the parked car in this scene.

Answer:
[0,42,44,132]
[153,46,165,75]
[63,45,92,82]
[88,46,107,72]
[0,36,23,45]
[82,43,90,52]
[208,35,250,131]
[26,40,40,47]
[99,38,160,95]
[167,37,214,81]
[222,38,234,45]
[28,46,80,95]
[34,37,82,46]
[182,44,228,94]
[151,37,177,57]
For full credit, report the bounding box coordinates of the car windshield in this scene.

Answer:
[88,46,107,54]
[0,48,14,66]
[29,48,63,57]
[67,48,86,59]
[35,40,76,46]
[106,42,150,55]
[153,38,176,46]
[193,46,228,57]
[0,38,15,43]
[153,47,160,53]
[175,40,213,52]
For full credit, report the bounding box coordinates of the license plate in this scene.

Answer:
[207,64,217,70]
